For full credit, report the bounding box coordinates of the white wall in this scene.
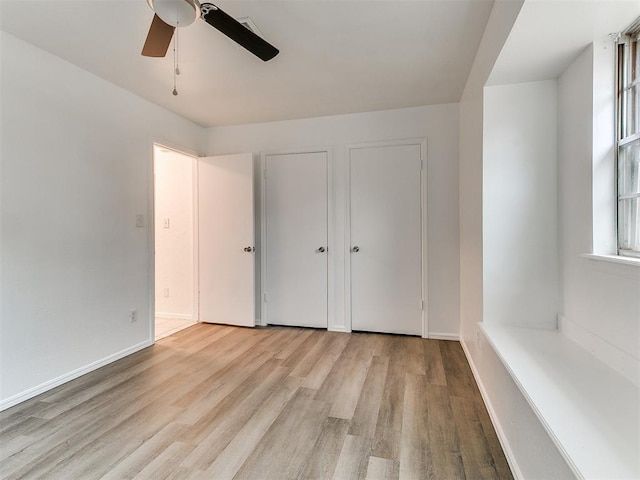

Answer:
[458,1,576,478]
[558,43,640,385]
[0,32,204,408]
[205,104,460,338]
[459,0,525,351]
[483,80,560,328]
[154,148,194,320]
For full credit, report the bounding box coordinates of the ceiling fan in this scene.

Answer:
[142,0,279,61]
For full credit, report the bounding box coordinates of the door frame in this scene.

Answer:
[260,147,334,329]
[344,138,428,338]
[150,141,200,343]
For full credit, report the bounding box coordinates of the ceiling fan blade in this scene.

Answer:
[142,14,175,57]
[200,3,279,62]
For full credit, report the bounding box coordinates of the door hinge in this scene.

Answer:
[420,300,424,310]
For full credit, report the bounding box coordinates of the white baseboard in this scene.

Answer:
[328,326,350,333]
[155,313,193,320]
[460,337,524,480]
[0,340,153,411]
[427,332,459,341]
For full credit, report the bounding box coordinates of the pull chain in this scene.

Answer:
[175,23,181,76]
[173,23,179,96]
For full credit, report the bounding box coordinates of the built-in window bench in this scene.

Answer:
[480,323,640,479]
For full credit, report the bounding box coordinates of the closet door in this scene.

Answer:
[349,143,423,335]
[264,151,328,328]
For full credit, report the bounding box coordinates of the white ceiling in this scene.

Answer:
[488,0,640,86]
[0,0,494,127]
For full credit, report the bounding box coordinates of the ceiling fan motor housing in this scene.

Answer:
[147,0,201,27]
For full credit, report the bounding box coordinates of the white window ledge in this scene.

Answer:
[581,253,640,266]
[480,323,640,480]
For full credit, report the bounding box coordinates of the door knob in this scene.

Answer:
[243,246,254,252]
[352,246,360,253]
[317,246,326,253]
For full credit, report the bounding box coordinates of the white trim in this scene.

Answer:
[192,155,200,324]
[460,337,525,480]
[260,153,268,327]
[344,138,428,337]
[428,332,459,341]
[420,139,429,339]
[149,141,157,343]
[155,313,194,320]
[0,340,152,411]
[618,132,640,146]
[152,139,202,159]
[618,192,640,200]
[327,150,336,331]
[151,143,200,343]
[581,252,640,266]
[328,326,351,333]
[344,150,352,332]
[260,147,334,329]
[260,146,333,157]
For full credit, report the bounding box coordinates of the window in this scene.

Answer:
[617,19,640,257]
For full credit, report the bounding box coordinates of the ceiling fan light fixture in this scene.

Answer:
[147,0,201,28]
[142,0,279,62]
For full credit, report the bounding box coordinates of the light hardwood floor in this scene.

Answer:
[0,324,513,480]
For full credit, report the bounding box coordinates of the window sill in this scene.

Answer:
[581,253,640,267]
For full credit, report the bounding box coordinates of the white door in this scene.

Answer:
[264,151,328,328]
[198,153,255,327]
[349,143,423,335]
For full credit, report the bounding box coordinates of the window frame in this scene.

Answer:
[616,20,640,258]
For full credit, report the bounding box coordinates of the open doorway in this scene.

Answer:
[153,144,197,340]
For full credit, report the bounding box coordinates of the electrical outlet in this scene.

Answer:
[129,309,137,323]
[135,214,144,228]
[163,218,170,229]
[163,288,169,298]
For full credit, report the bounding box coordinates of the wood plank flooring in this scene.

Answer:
[0,324,513,480]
